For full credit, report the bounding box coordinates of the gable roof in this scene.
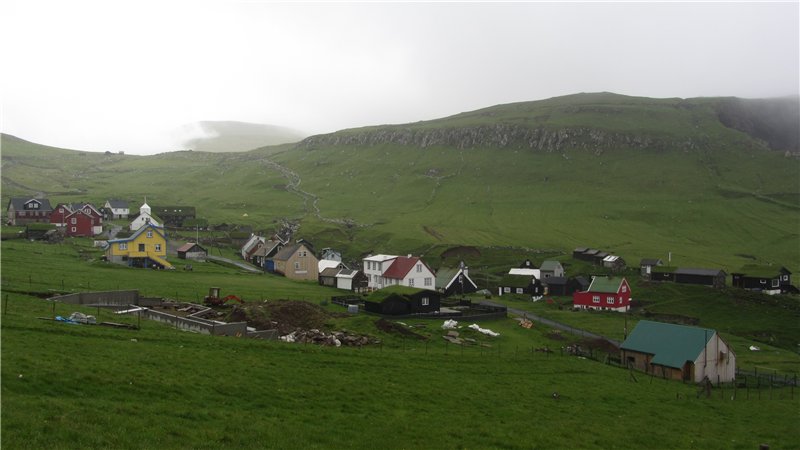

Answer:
[435,267,478,290]
[108,223,165,243]
[621,320,716,369]
[383,256,430,279]
[540,260,563,272]
[640,258,663,266]
[177,242,206,253]
[319,259,346,273]
[271,243,313,261]
[586,276,626,293]
[509,268,540,278]
[320,267,341,277]
[106,199,129,209]
[9,197,53,211]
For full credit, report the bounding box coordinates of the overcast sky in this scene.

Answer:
[1,1,798,155]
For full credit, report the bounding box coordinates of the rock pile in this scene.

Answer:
[279,329,379,347]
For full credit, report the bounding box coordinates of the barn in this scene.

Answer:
[620,320,736,383]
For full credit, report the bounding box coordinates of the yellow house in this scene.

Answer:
[105,223,173,269]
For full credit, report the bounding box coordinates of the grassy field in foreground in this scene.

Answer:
[2,293,799,450]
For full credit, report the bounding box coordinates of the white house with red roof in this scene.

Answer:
[362,254,435,290]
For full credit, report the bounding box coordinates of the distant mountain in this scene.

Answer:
[177,121,307,153]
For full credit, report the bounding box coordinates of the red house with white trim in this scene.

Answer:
[64,210,96,237]
[573,276,631,312]
[50,203,73,227]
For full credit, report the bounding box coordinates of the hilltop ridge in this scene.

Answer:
[299,93,799,154]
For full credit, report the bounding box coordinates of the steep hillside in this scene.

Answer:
[300,93,798,153]
[177,121,306,152]
[2,93,798,272]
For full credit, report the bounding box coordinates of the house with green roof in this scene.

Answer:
[620,320,736,383]
[572,276,631,312]
[435,262,478,297]
[731,266,797,295]
[363,285,440,316]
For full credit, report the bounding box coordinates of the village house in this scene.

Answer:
[650,267,727,289]
[251,240,283,269]
[731,266,797,295]
[364,285,441,315]
[620,320,736,383]
[573,276,631,312]
[103,199,130,219]
[62,209,97,237]
[435,262,478,297]
[543,276,589,296]
[7,197,53,226]
[176,242,208,260]
[269,242,319,281]
[602,255,626,272]
[240,234,266,260]
[362,254,436,291]
[539,260,565,279]
[105,223,173,269]
[498,274,545,297]
[151,205,196,228]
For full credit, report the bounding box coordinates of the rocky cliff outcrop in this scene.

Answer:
[298,124,704,153]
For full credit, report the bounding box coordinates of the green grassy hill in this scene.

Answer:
[2,93,799,274]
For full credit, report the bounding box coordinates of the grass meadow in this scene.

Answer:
[2,238,799,449]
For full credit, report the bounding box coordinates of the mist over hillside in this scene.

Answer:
[176,121,307,153]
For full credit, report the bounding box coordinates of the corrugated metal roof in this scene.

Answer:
[621,320,716,369]
[509,268,540,278]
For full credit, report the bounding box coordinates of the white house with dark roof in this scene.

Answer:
[362,254,435,290]
[130,201,161,231]
[104,199,130,219]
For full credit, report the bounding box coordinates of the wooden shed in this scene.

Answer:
[177,242,208,260]
[363,285,440,315]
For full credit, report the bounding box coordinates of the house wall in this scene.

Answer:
[66,212,95,237]
[399,263,435,289]
[674,273,726,289]
[573,288,630,312]
[281,245,319,281]
[336,278,354,291]
[363,256,396,289]
[130,213,159,231]
[692,332,737,383]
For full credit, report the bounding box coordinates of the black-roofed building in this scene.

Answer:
[651,267,727,289]
[7,197,53,226]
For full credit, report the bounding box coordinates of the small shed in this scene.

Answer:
[640,258,664,278]
[336,269,369,292]
[602,255,626,272]
[177,242,208,260]
[319,267,341,287]
[539,260,565,279]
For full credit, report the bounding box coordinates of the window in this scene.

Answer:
[155,244,162,252]
[607,296,615,304]
[416,264,422,273]
[295,262,300,270]
[782,275,789,281]
[71,218,77,224]
[424,278,432,286]
[71,227,76,233]
[592,295,600,303]
[771,279,780,288]
[146,230,153,238]
[760,279,767,284]
[19,211,26,216]
[119,243,127,250]
[408,278,415,287]
[621,285,627,293]
[421,297,429,306]
[373,275,378,283]
[138,244,145,252]
[516,288,523,294]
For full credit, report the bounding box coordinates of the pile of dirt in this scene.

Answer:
[227,300,331,334]
[375,319,428,340]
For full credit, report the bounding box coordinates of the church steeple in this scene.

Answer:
[140,197,151,216]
